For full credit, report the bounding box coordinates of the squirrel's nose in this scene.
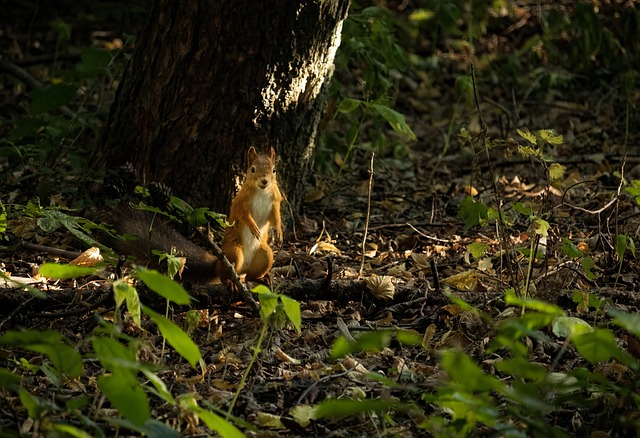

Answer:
[261,178,268,186]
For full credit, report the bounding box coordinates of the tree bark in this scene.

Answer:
[94,0,350,219]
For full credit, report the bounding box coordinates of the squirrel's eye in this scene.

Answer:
[251,166,256,173]
[272,166,276,173]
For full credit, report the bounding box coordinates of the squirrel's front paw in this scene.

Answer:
[251,225,261,240]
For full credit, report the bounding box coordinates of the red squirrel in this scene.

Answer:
[108,147,282,284]
[216,146,283,282]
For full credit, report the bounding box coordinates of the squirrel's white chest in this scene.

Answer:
[251,189,273,229]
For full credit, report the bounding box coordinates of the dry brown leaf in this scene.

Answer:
[276,348,301,365]
[410,252,430,270]
[309,241,342,256]
[422,323,437,352]
[365,275,395,301]
[69,247,104,267]
[442,270,479,291]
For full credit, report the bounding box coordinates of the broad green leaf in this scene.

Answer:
[457,196,489,229]
[77,47,112,78]
[257,292,278,323]
[180,396,244,438]
[396,329,422,345]
[512,201,532,216]
[143,306,201,367]
[0,367,22,388]
[517,128,537,145]
[113,279,129,309]
[615,234,628,261]
[20,389,41,419]
[0,330,82,377]
[548,162,566,180]
[467,242,489,259]
[561,238,583,258]
[126,286,142,328]
[98,370,150,426]
[40,263,97,279]
[551,316,592,338]
[581,257,597,280]
[532,218,549,237]
[372,104,417,140]
[573,328,622,364]
[29,84,77,115]
[336,98,363,114]
[505,292,564,316]
[494,357,547,380]
[142,369,175,405]
[331,330,392,359]
[49,423,93,438]
[609,309,640,338]
[539,129,563,144]
[92,337,137,372]
[136,269,190,305]
[441,349,503,392]
[280,295,301,333]
[313,399,392,419]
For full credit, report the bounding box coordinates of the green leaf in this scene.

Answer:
[20,389,42,419]
[512,201,532,216]
[280,295,301,333]
[142,369,175,405]
[255,288,278,323]
[77,47,112,78]
[336,98,363,114]
[331,330,392,359]
[505,291,565,316]
[467,242,489,259]
[180,396,244,438]
[455,75,474,105]
[40,263,97,280]
[92,337,138,372]
[581,256,597,280]
[551,316,592,338]
[98,370,150,426]
[143,306,201,367]
[609,309,640,338]
[457,196,489,229]
[49,423,94,438]
[396,329,422,345]
[615,234,628,261]
[371,104,417,140]
[532,218,549,237]
[113,280,142,328]
[136,268,191,305]
[0,367,22,388]
[548,162,566,180]
[561,238,583,258]
[313,399,392,419]
[0,330,82,377]
[441,349,504,392]
[29,84,77,115]
[517,128,537,145]
[539,129,563,144]
[572,328,622,364]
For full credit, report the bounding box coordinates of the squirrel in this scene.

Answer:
[105,146,282,285]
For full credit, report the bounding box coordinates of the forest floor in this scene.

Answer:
[1,1,640,437]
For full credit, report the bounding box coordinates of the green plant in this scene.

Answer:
[0,263,244,436]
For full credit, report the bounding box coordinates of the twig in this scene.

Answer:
[359,153,375,278]
[196,228,259,314]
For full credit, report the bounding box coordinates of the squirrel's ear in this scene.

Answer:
[247,146,258,162]
[269,147,276,161]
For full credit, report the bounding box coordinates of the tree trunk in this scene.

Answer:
[94,0,349,217]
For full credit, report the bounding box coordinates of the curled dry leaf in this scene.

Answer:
[69,247,103,266]
[365,275,395,300]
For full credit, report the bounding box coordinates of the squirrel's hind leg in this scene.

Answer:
[244,244,273,281]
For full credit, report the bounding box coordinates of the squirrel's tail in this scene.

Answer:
[101,208,220,284]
